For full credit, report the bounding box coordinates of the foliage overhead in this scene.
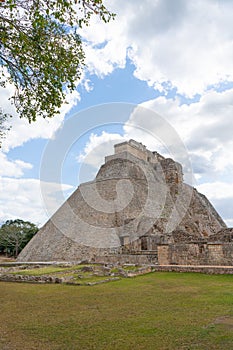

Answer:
[0,219,38,257]
[0,0,114,123]
[0,109,9,142]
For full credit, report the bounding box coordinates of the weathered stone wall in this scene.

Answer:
[153,265,233,274]
[208,228,233,242]
[94,253,158,265]
[114,140,148,162]
[113,139,160,164]
[157,245,169,265]
[157,243,233,266]
[177,188,227,238]
[158,158,183,184]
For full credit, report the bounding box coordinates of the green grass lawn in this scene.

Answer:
[0,272,233,350]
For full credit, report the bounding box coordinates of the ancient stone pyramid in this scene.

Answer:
[18,140,227,263]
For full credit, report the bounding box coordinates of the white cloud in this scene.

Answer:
[0,177,73,226]
[226,219,233,227]
[0,152,32,177]
[77,131,125,167]
[1,88,80,152]
[81,0,233,96]
[197,182,233,200]
[81,79,93,93]
[126,89,233,179]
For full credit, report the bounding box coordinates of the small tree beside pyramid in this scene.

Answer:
[0,219,38,257]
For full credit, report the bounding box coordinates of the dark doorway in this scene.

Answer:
[141,237,148,250]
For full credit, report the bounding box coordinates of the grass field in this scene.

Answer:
[0,272,233,350]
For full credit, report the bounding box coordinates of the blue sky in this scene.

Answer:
[0,0,233,228]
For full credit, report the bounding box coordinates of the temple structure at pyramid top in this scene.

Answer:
[106,139,165,164]
[18,139,233,266]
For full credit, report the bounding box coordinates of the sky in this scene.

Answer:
[0,0,233,228]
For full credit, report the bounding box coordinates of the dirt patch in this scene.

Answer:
[0,256,15,263]
[214,316,233,329]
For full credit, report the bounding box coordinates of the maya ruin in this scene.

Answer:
[18,139,233,266]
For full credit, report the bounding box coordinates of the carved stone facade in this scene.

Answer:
[18,140,233,265]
